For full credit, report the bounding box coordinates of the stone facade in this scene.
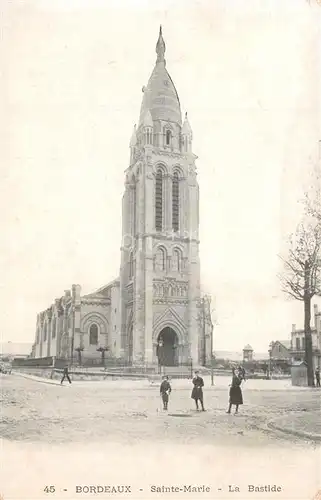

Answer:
[269,340,291,361]
[290,304,321,370]
[243,344,253,362]
[32,27,210,366]
[33,281,120,362]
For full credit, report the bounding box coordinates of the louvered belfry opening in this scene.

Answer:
[172,171,179,232]
[155,169,163,231]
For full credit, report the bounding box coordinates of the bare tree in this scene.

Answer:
[279,222,321,386]
[304,148,321,223]
[305,190,321,224]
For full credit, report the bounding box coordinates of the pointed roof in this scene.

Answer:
[139,26,182,126]
[182,112,192,135]
[277,340,291,350]
[130,124,137,146]
[156,25,166,64]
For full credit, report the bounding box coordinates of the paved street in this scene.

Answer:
[1,374,320,500]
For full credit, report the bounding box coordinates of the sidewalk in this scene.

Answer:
[268,410,321,442]
[12,371,61,386]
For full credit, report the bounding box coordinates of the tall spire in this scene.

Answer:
[156,25,166,64]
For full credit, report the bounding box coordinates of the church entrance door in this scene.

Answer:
[157,327,179,366]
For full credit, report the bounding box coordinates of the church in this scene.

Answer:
[32,27,212,368]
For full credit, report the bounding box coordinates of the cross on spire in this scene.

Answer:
[156,25,166,64]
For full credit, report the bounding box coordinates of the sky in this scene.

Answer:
[1,0,321,353]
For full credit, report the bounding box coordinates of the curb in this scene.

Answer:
[267,420,321,442]
[12,371,62,386]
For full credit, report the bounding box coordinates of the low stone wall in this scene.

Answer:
[12,366,291,382]
[13,367,156,382]
[13,367,55,379]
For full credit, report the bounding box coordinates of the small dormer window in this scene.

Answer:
[166,130,171,146]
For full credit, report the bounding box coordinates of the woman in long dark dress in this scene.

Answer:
[226,368,243,414]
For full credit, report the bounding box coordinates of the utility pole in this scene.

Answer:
[70,305,75,367]
[210,317,214,386]
[202,297,206,367]
[203,294,216,385]
[195,293,217,385]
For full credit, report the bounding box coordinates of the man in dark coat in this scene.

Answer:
[227,368,243,414]
[160,375,171,410]
[315,367,320,387]
[60,365,72,385]
[191,371,205,411]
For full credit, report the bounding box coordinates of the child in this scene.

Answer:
[160,375,171,410]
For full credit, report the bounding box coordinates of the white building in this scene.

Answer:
[290,304,321,370]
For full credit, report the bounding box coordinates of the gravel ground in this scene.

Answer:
[1,374,321,500]
[1,374,320,447]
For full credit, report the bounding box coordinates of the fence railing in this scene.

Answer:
[11,356,194,378]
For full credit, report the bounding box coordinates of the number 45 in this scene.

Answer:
[44,486,55,493]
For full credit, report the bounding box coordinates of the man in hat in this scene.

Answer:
[160,375,171,410]
[315,367,320,387]
[191,371,205,411]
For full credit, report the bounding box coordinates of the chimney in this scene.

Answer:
[292,324,296,332]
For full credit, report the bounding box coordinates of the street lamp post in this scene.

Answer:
[97,346,109,368]
[75,346,84,366]
[157,340,163,375]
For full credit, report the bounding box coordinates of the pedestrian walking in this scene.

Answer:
[60,365,72,385]
[191,370,205,411]
[226,367,243,415]
[160,375,171,410]
[315,367,320,387]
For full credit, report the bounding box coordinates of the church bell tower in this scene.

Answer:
[119,27,202,367]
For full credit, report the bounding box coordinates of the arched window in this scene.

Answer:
[89,323,99,345]
[166,129,171,146]
[172,248,182,272]
[131,176,136,236]
[155,168,163,231]
[129,251,133,279]
[52,318,56,339]
[146,129,152,145]
[155,247,166,272]
[172,171,180,232]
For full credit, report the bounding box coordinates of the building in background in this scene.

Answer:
[243,344,254,362]
[269,340,291,361]
[268,340,292,374]
[0,342,32,360]
[32,28,211,367]
[290,304,321,370]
